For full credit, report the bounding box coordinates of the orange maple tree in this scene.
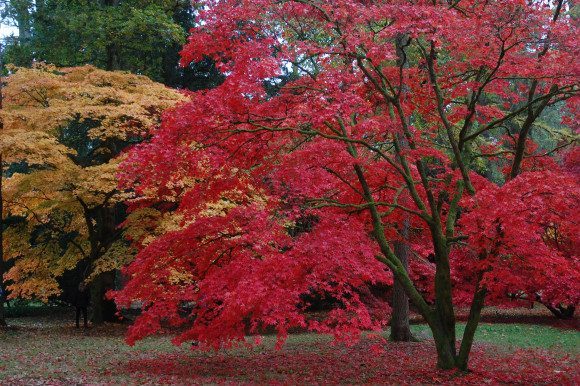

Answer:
[0,64,185,320]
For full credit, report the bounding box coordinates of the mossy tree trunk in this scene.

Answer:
[353,162,488,370]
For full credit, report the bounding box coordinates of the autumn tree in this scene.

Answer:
[0,64,185,322]
[114,0,578,371]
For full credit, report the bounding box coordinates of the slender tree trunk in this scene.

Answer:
[105,45,120,72]
[389,34,414,342]
[457,283,486,370]
[103,0,121,71]
[353,163,462,369]
[390,227,414,341]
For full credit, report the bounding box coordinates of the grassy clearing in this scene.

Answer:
[0,314,578,384]
[410,322,580,352]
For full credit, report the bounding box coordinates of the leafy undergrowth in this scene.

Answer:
[0,315,578,385]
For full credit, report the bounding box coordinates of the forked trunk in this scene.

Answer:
[430,282,486,371]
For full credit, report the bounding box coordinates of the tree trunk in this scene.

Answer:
[353,148,474,371]
[390,238,414,341]
[544,303,575,319]
[431,324,459,369]
[0,295,6,327]
[103,0,121,71]
[389,33,414,342]
[90,271,117,324]
[432,228,457,361]
[105,44,120,72]
[457,284,486,370]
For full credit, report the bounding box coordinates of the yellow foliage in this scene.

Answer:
[1,64,186,301]
[123,207,187,246]
[167,268,194,286]
[86,241,135,283]
[2,64,184,141]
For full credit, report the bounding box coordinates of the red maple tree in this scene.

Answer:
[114,0,579,370]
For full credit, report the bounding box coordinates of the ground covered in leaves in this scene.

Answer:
[0,309,578,385]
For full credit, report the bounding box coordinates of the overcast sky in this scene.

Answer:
[0,23,18,39]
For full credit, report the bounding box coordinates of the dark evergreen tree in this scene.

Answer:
[0,0,224,89]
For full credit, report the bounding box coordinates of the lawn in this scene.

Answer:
[0,313,578,384]
[410,322,580,352]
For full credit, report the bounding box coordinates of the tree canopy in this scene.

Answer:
[112,0,579,371]
[1,64,185,302]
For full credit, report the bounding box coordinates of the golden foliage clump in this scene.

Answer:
[2,64,183,143]
[1,64,186,300]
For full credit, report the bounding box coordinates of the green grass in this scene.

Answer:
[410,323,580,352]
[221,323,580,355]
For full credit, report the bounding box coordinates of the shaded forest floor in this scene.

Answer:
[0,308,578,385]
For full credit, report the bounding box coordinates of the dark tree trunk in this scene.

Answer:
[90,271,117,324]
[89,208,119,324]
[103,0,121,71]
[390,236,414,341]
[544,303,575,319]
[389,34,414,342]
[79,199,121,325]
[105,44,120,71]
[0,297,6,327]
